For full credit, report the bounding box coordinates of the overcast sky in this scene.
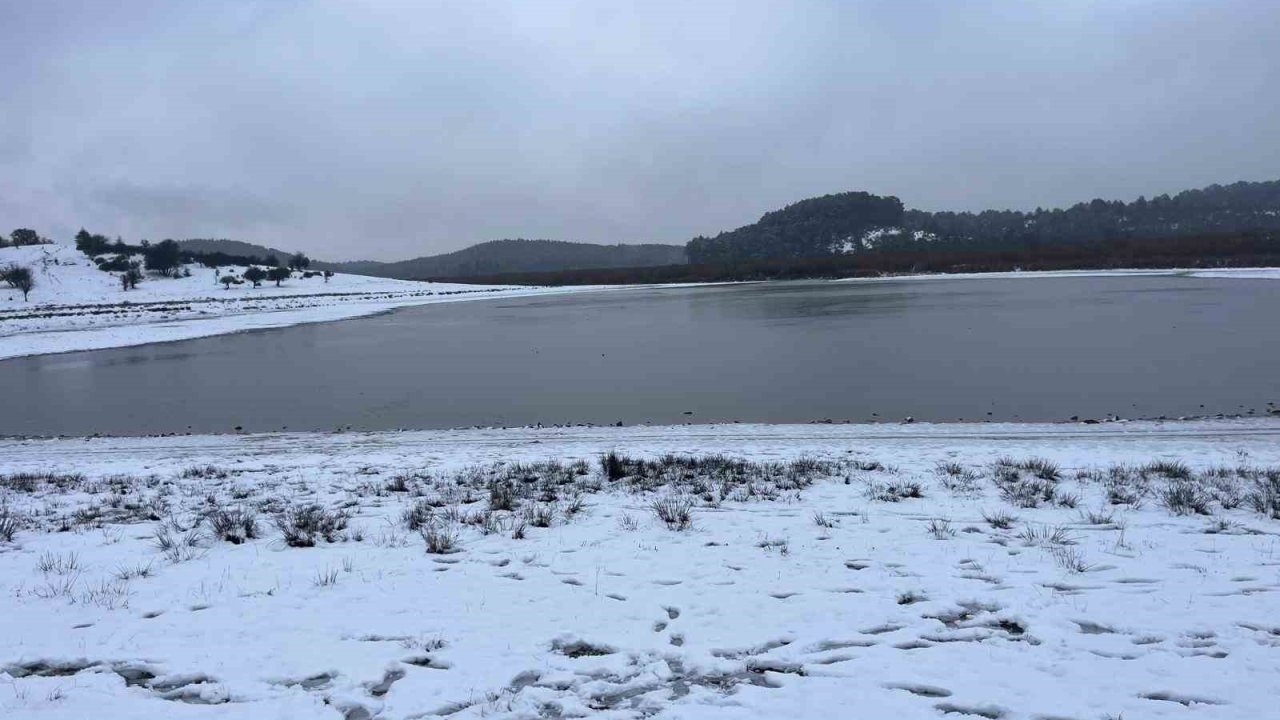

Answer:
[2,1,1277,261]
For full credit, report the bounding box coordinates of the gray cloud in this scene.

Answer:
[2,0,1277,260]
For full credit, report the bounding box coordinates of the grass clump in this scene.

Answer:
[981,509,1017,530]
[275,504,350,547]
[419,522,460,554]
[207,507,258,544]
[650,495,694,531]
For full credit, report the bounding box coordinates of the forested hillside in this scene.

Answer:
[326,239,686,280]
[688,180,1280,263]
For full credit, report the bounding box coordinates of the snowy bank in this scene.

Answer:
[1,418,1279,719]
[832,266,1280,283]
[0,244,599,360]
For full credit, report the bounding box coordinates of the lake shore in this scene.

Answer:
[2,418,1278,719]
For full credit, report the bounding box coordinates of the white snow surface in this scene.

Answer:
[2,419,1280,719]
[0,244,598,360]
[834,266,1280,283]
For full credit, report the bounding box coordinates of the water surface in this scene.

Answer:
[3,276,1278,435]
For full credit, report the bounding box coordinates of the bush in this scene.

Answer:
[275,504,350,547]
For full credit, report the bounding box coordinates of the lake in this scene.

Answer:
[3,275,1278,435]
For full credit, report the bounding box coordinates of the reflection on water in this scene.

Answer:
[2,276,1278,436]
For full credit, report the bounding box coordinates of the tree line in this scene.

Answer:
[687,180,1280,264]
[428,230,1280,286]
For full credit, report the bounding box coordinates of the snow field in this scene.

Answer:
[0,244,596,360]
[1,420,1279,719]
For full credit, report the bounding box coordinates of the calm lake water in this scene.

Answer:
[3,276,1279,435]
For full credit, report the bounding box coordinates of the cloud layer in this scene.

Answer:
[2,1,1277,260]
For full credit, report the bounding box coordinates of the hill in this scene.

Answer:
[177,238,686,279]
[688,180,1280,264]
[323,239,687,280]
[175,238,302,265]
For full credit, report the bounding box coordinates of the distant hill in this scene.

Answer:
[177,239,302,265]
[179,238,686,280]
[322,239,687,280]
[688,180,1280,264]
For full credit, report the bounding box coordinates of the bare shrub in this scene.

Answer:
[867,480,924,502]
[812,511,835,528]
[152,522,204,563]
[420,522,459,554]
[401,500,435,531]
[1143,460,1193,480]
[934,462,982,493]
[926,518,955,539]
[37,551,81,575]
[488,481,517,511]
[1051,545,1093,573]
[180,465,229,480]
[981,509,1017,529]
[523,503,555,528]
[0,505,22,541]
[207,507,258,544]
[1160,481,1212,516]
[313,567,340,587]
[650,495,694,531]
[1245,469,1280,519]
[275,504,350,547]
[1079,507,1116,525]
[1019,523,1075,547]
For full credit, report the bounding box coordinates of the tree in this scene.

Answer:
[75,229,111,255]
[121,261,142,290]
[5,264,34,300]
[243,266,266,287]
[144,239,183,277]
[10,229,43,247]
[323,270,334,283]
[267,266,290,286]
[220,275,237,289]
[264,253,279,268]
[288,252,311,271]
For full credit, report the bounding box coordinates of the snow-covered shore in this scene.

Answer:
[2,418,1279,719]
[833,266,1280,283]
[0,244,599,360]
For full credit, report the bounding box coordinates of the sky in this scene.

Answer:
[2,1,1278,261]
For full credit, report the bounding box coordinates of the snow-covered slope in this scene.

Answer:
[0,244,594,360]
[1,419,1278,719]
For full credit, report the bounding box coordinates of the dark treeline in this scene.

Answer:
[426,231,1280,286]
[75,229,311,275]
[688,180,1280,264]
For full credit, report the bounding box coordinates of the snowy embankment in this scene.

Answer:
[834,266,1280,283]
[2,419,1279,719]
[0,244,596,360]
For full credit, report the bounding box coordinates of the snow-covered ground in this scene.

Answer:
[2,419,1279,719]
[834,266,1280,283]
[0,244,598,360]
